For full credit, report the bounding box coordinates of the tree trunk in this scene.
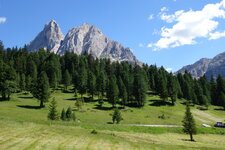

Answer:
[40,100,44,108]
[190,133,194,141]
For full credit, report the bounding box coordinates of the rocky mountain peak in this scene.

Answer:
[28,20,64,53]
[28,20,139,64]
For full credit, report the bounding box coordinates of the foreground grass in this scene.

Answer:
[0,90,225,149]
[0,120,225,150]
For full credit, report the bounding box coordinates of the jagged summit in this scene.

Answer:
[28,20,139,64]
[28,20,64,53]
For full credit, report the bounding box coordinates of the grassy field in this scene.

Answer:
[0,89,225,149]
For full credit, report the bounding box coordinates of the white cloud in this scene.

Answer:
[0,17,6,24]
[148,14,154,21]
[160,7,168,12]
[147,43,153,48]
[151,0,225,50]
[209,31,225,40]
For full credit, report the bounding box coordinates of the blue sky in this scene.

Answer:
[1,0,225,71]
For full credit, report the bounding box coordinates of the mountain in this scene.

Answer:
[205,52,225,79]
[177,52,225,79]
[28,20,64,53]
[28,21,139,64]
[177,58,211,78]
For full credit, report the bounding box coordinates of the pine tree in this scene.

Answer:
[20,73,26,91]
[62,69,71,90]
[210,75,216,105]
[87,71,96,99]
[66,106,73,121]
[107,75,119,107]
[48,98,59,120]
[167,74,177,105]
[112,108,123,124]
[31,71,50,108]
[133,67,147,107]
[60,108,66,121]
[219,93,225,110]
[78,64,87,98]
[158,74,168,101]
[182,102,197,141]
[216,75,225,106]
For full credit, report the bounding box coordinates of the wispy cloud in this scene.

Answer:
[149,0,225,50]
[147,14,154,21]
[0,17,6,24]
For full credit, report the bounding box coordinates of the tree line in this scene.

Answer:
[0,41,225,109]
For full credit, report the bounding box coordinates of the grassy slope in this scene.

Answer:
[0,90,225,149]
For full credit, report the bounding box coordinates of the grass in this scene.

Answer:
[0,89,225,149]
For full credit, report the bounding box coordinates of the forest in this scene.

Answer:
[0,41,225,110]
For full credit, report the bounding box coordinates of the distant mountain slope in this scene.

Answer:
[28,20,139,64]
[177,52,225,78]
[205,52,225,79]
[176,58,211,78]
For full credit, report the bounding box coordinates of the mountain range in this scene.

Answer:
[28,20,139,64]
[177,51,225,79]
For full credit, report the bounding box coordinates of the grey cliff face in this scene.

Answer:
[28,20,64,53]
[177,58,211,78]
[28,21,139,64]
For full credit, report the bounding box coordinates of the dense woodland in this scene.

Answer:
[0,41,225,110]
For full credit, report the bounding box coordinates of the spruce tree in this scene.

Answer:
[62,69,71,90]
[112,108,123,124]
[31,71,50,108]
[66,106,73,121]
[48,98,59,120]
[87,71,96,99]
[182,102,197,141]
[133,68,147,107]
[60,108,66,121]
[107,75,119,108]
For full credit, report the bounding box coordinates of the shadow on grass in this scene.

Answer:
[93,105,113,111]
[149,100,173,107]
[17,105,42,109]
[107,122,113,124]
[181,139,196,142]
[214,108,225,111]
[65,98,77,101]
[18,96,33,99]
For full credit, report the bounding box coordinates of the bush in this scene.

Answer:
[91,129,98,134]
[112,108,123,124]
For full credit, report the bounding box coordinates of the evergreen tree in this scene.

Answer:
[66,106,73,121]
[62,69,71,90]
[60,108,66,121]
[210,75,216,105]
[112,108,123,124]
[182,102,197,141]
[158,74,168,101]
[78,63,87,98]
[107,75,119,107]
[216,75,225,106]
[20,73,26,91]
[167,74,177,105]
[219,93,225,110]
[96,71,106,98]
[31,71,50,108]
[87,71,96,99]
[47,98,59,120]
[133,68,147,107]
